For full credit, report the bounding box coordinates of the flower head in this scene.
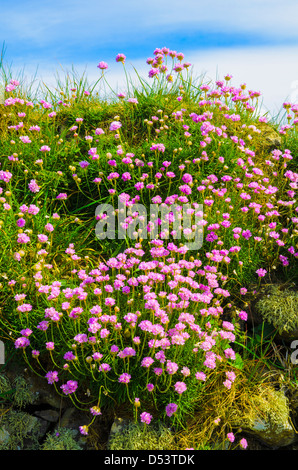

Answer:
[116,53,126,63]
[140,412,152,424]
[165,403,178,417]
[97,61,108,70]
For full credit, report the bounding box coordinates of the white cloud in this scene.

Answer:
[188,45,298,117]
[10,44,298,120]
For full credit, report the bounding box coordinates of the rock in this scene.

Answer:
[34,409,60,423]
[53,407,90,449]
[231,386,296,448]
[0,428,10,446]
[23,371,62,409]
[59,407,77,428]
[109,417,128,436]
[257,122,282,151]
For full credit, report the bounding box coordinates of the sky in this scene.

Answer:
[1,0,298,118]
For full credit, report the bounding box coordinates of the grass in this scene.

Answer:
[0,46,297,450]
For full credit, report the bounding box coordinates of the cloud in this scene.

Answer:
[8,44,298,120]
[2,1,298,118]
[1,0,298,58]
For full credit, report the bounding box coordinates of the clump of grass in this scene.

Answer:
[0,373,36,408]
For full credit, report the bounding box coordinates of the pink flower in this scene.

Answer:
[239,310,248,321]
[44,223,54,232]
[166,360,178,375]
[174,381,187,394]
[79,161,89,169]
[141,357,154,368]
[116,53,126,63]
[60,380,78,395]
[56,193,68,200]
[15,337,30,348]
[118,373,131,384]
[148,68,159,78]
[127,97,138,104]
[256,268,267,277]
[37,234,48,243]
[19,135,31,144]
[99,363,111,372]
[240,438,248,449]
[223,379,232,389]
[17,233,30,244]
[45,371,59,384]
[224,348,236,360]
[226,371,236,382]
[195,371,206,381]
[140,412,152,424]
[97,61,108,70]
[40,145,51,152]
[0,170,13,183]
[227,432,235,443]
[182,173,193,184]
[105,297,115,306]
[109,121,122,131]
[165,403,178,417]
[79,425,89,436]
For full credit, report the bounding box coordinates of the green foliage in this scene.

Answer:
[0,373,36,407]
[12,376,36,408]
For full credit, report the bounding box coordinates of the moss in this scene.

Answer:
[230,385,294,447]
[107,420,176,451]
[255,285,298,335]
[41,427,83,450]
[0,410,41,450]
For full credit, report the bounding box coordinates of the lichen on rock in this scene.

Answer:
[230,384,296,447]
[254,285,298,340]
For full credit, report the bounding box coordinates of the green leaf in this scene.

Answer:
[234,353,244,370]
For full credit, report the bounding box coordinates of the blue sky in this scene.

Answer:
[1,0,298,117]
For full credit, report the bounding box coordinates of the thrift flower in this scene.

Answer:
[118,373,131,384]
[60,380,78,395]
[45,371,59,384]
[140,412,152,424]
[240,438,248,449]
[97,61,108,70]
[165,403,178,417]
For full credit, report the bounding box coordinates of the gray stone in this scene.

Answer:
[0,427,10,446]
[34,409,60,423]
